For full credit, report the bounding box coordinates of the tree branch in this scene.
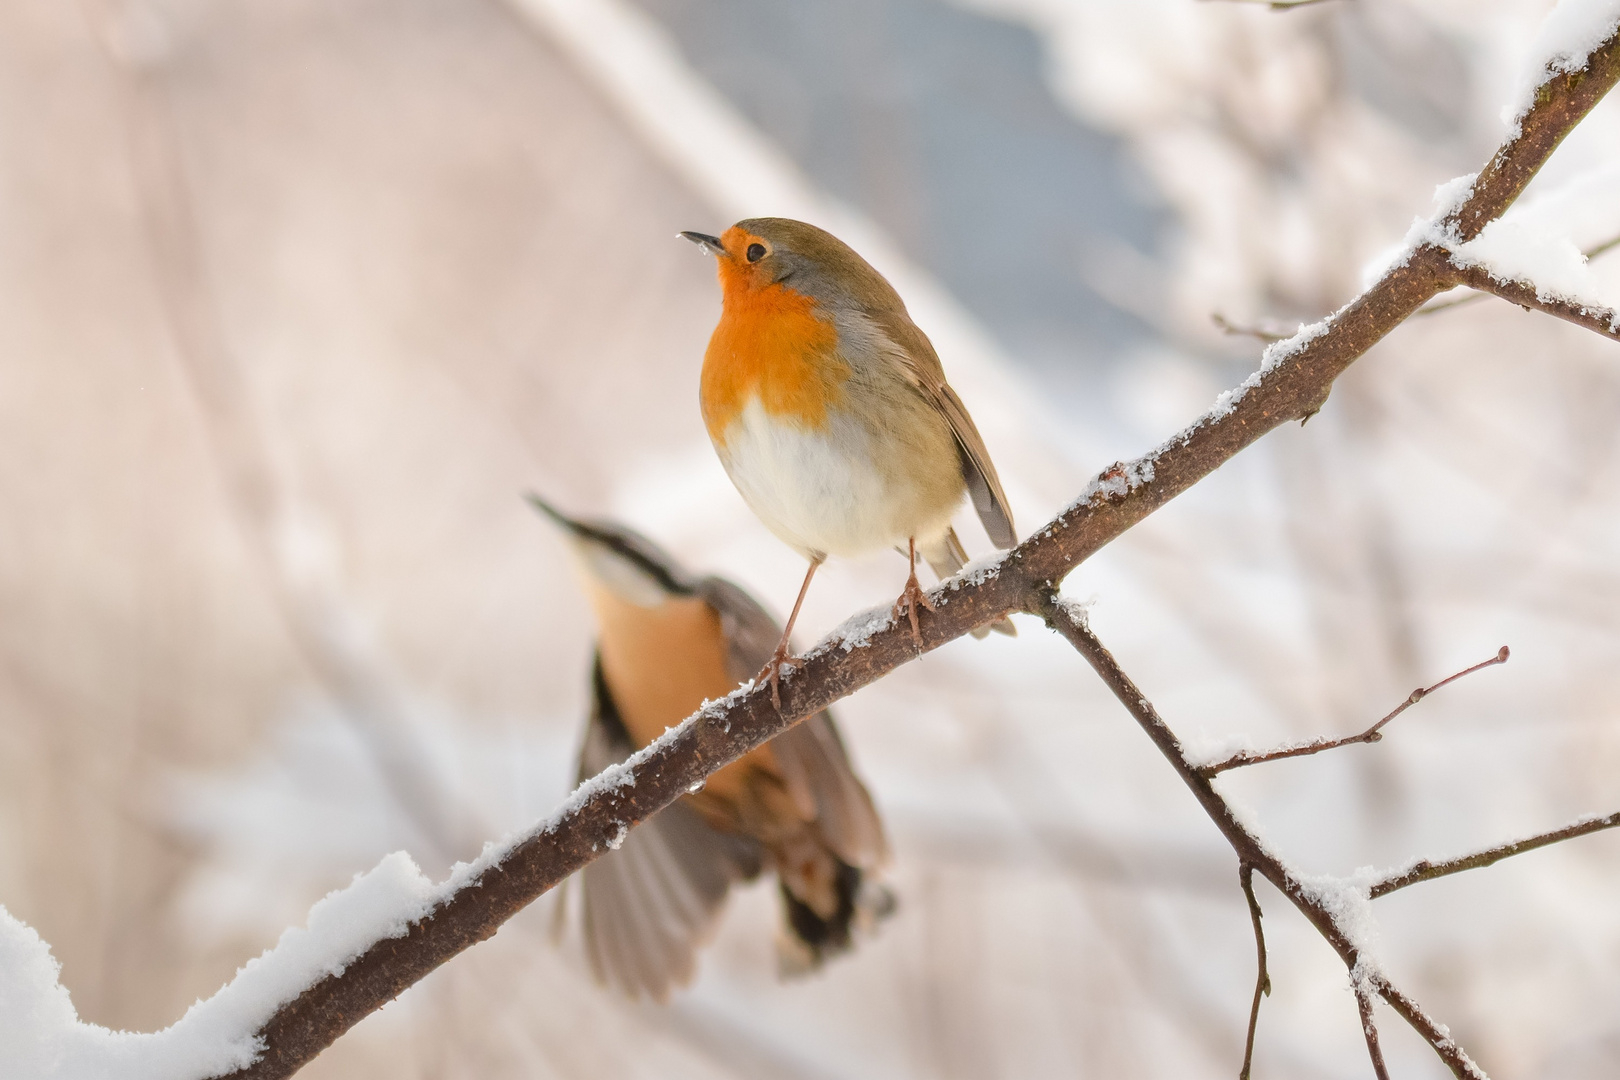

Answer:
[1416,232,1620,316]
[1200,646,1509,775]
[1354,982,1392,1080]
[1373,978,1489,1080]
[1446,33,1620,244]
[1370,810,1620,898]
[207,21,1620,1078]
[1443,258,1620,343]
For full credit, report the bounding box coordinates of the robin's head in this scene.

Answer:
[680,218,900,312]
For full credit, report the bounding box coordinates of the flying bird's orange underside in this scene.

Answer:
[586,583,780,824]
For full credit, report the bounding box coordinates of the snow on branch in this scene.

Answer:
[5,10,1618,1080]
[1501,0,1620,139]
[1,856,441,1080]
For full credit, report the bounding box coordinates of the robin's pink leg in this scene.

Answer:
[891,537,935,647]
[760,556,823,709]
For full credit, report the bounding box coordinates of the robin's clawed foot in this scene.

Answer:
[758,643,795,710]
[892,567,935,648]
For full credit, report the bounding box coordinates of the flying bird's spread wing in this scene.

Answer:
[575,658,762,1000]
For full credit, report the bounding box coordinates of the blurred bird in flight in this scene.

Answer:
[532,497,891,1000]
[682,218,1017,705]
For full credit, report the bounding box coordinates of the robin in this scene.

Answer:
[532,497,892,1000]
[681,218,1017,705]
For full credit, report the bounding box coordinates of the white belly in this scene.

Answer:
[715,399,957,559]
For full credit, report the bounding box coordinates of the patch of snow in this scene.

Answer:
[0,701,728,1079]
[1221,791,1393,989]
[1293,867,1387,978]
[1502,0,1620,136]
[1069,456,1159,514]
[1450,219,1620,327]
[1258,317,1331,372]
[1206,369,1262,422]
[1179,732,1262,770]
[1049,593,1094,630]
[819,602,894,653]
[1384,168,1619,329]
[541,755,636,825]
[1,853,437,1080]
[1362,173,1479,288]
[943,550,1010,591]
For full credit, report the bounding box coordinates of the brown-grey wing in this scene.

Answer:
[696,578,890,869]
[938,383,1017,549]
[870,310,1017,549]
[576,656,763,999]
[697,576,786,686]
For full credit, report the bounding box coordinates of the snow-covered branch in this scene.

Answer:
[1443,257,1620,341]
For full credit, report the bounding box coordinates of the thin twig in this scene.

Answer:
[1200,646,1509,775]
[1239,864,1270,1080]
[1371,810,1620,897]
[1354,982,1392,1080]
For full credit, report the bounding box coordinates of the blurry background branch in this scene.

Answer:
[84,0,486,869]
[201,20,1620,1078]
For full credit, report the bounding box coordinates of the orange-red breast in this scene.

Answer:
[532,496,891,1000]
[681,218,1017,702]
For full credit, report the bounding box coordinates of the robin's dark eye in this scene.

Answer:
[746,243,766,262]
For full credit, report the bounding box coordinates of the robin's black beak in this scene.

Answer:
[679,230,729,258]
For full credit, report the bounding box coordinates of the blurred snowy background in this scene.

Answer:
[3,0,1620,1075]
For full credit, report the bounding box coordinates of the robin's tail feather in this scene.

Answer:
[920,528,1016,638]
[777,859,896,975]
